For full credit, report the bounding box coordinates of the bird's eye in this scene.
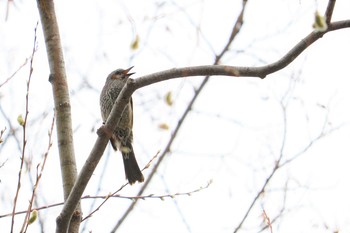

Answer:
[114,70,122,75]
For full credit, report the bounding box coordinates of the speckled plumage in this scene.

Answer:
[100,67,144,185]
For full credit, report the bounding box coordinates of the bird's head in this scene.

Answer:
[108,66,135,80]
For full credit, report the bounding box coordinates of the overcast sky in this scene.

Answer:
[1,0,350,232]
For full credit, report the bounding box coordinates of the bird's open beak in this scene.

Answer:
[122,66,135,77]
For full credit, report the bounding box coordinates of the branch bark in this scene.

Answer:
[36,0,81,232]
[325,0,336,24]
[56,16,350,233]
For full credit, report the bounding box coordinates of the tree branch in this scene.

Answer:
[113,1,248,230]
[56,77,133,233]
[58,19,350,233]
[135,21,350,85]
[325,0,336,24]
[11,23,37,233]
[35,0,81,232]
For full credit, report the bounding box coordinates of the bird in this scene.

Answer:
[100,66,144,185]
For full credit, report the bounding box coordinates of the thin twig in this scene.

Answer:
[232,64,340,233]
[21,112,55,232]
[83,180,212,202]
[258,180,290,233]
[20,22,40,232]
[262,209,273,233]
[81,153,159,222]
[1,179,211,220]
[1,203,64,219]
[325,0,336,24]
[2,154,156,221]
[11,22,38,233]
[0,127,6,145]
[233,99,288,233]
[111,1,248,231]
[0,57,31,89]
[0,105,22,153]
[79,147,113,232]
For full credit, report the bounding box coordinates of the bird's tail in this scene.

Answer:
[121,142,144,185]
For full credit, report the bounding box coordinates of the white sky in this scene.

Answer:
[1,0,350,232]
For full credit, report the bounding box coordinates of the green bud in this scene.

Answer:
[130,35,140,50]
[17,114,25,126]
[313,11,327,32]
[28,210,38,225]
[165,91,173,106]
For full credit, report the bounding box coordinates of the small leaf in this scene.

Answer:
[313,11,327,32]
[158,123,169,130]
[28,210,38,225]
[165,91,173,106]
[130,35,140,50]
[17,114,25,126]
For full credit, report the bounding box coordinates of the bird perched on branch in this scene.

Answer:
[100,66,144,185]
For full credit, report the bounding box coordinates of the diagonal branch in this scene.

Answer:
[56,78,132,233]
[325,0,336,24]
[113,0,248,230]
[57,18,350,233]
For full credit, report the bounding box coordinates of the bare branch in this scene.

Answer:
[82,180,212,221]
[81,153,158,222]
[36,0,81,232]
[58,15,350,233]
[0,103,23,153]
[21,113,55,232]
[0,57,31,89]
[262,209,273,233]
[11,23,38,233]
[19,22,40,233]
[232,77,340,232]
[112,1,248,230]
[134,21,350,87]
[233,101,288,233]
[0,202,64,219]
[325,0,336,24]
[0,127,5,145]
[1,180,211,220]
